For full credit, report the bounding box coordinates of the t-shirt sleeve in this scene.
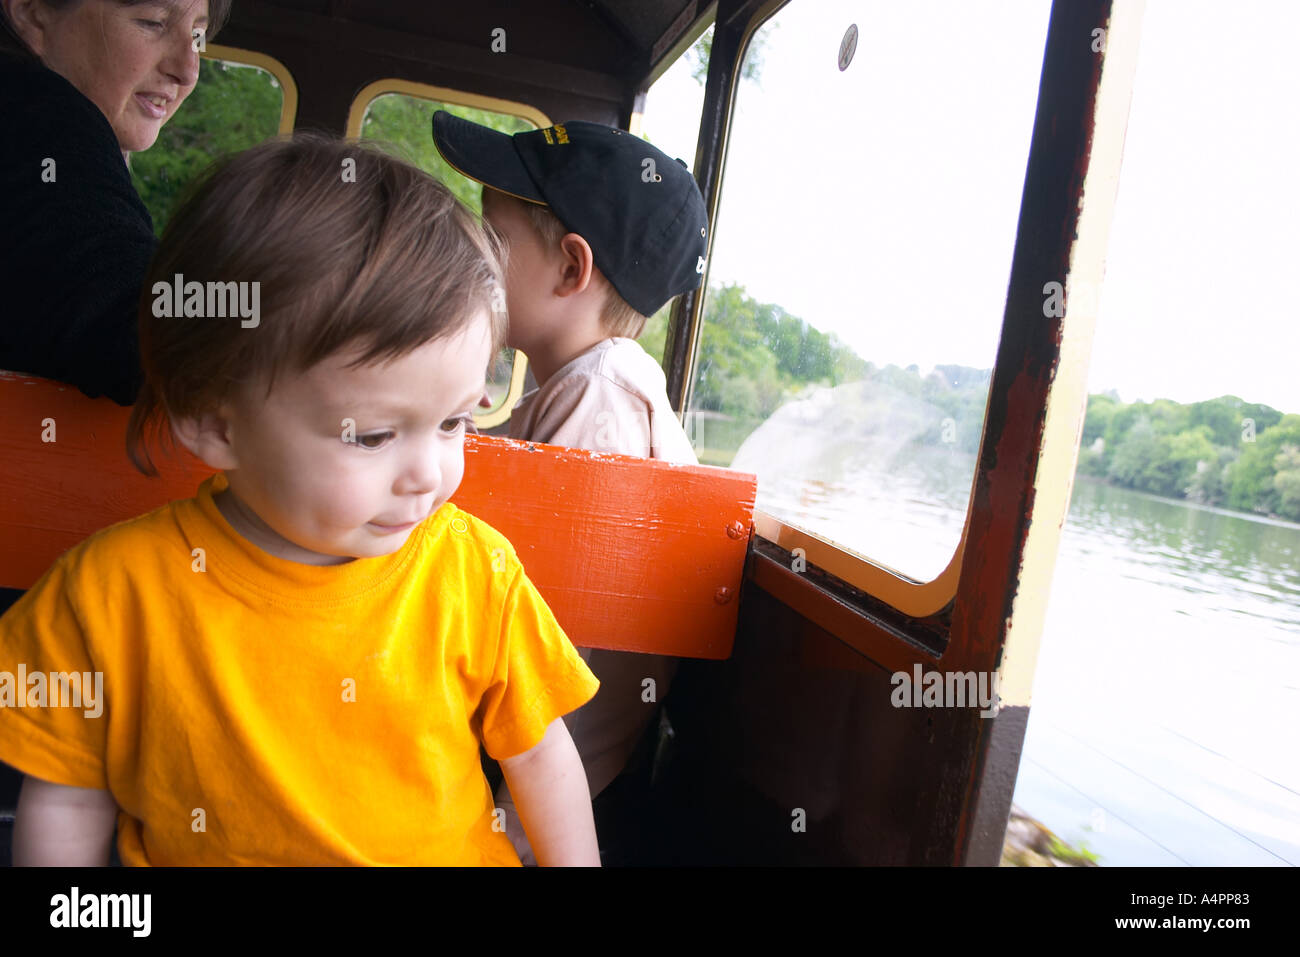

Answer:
[476,565,599,761]
[0,557,109,790]
[525,374,654,458]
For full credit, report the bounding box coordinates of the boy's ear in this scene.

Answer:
[554,232,595,299]
[169,406,241,471]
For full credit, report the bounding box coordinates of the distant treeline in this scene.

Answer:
[643,283,992,455]
[1078,394,1300,521]
[648,284,1300,521]
[685,283,870,417]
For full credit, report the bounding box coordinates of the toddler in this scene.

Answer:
[0,135,600,866]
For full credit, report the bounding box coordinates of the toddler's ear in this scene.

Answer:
[169,408,240,470]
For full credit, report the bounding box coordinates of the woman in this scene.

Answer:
[0,0,229,405]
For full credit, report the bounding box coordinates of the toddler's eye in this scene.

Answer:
[356,431,393,450]
[440,416,470,435]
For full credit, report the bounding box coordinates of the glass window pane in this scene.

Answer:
[132,57,284,235]
[686,0,1051,581]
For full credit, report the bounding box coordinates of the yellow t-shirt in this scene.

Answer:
[0,474,598,865]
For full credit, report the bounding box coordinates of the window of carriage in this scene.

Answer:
[686,0,1052,582]
[131,51,290,236]
[355,91,543,425]
[634,22,712,370]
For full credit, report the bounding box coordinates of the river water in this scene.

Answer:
[1012,477,1300,866]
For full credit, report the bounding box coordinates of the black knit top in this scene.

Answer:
[0,53,155,406]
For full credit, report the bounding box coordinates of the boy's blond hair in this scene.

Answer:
[491,189,648,339]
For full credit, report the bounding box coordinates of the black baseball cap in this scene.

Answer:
[432,111,708,317]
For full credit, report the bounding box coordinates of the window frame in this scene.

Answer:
[203,44,298,134]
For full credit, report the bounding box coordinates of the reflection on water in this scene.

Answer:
[1022,478,1300,865]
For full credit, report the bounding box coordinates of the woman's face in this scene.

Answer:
[22,0,208,153]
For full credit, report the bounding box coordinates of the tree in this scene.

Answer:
[1226,414,1300,515]
[1107,416,1157,488]
[686,23,771,86]
[131,59,283,233]
[359,96,533,214]
[1186,444,1238,506]
[1082,393,1118,448]
[1272,445,1300,520]
[1144,426,1217,498]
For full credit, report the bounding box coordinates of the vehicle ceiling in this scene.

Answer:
[220,0,716,130]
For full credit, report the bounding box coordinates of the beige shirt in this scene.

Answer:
[508,337,697,465]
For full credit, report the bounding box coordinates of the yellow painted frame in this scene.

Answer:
[203,44,297,133]
[998,1,1145,707]
[345,79,551,428]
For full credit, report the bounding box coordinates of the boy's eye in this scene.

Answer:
[440,416,470,435]
[137,19,166,30]
[356,431,393,450]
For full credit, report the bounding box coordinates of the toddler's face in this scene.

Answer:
[213,312,493,565]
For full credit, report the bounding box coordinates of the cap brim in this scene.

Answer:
[431,111,545,204]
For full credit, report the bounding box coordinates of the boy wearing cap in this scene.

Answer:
[431,112,708,864]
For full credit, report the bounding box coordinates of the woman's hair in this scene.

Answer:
[126,133,508,476]
[0,0,233,59]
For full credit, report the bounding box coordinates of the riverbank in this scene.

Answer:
[1001,804,1099,866]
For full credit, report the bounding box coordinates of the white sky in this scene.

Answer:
[643,0,1300,415]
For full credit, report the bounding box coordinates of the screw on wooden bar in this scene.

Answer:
[726,520,746,540]
[714,586,733,605]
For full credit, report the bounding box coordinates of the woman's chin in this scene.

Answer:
[115,125,163,156]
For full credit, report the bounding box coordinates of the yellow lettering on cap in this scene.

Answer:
[554,124,569,144]
[542,129,554,144]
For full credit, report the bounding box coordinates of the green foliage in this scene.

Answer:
[1187,444,1239,506]
[1047,833,1100,867]
[1079,391,1298,519]
[1082,393,1118,447]
[636,305,671,367]
[690,282,867,418]
[359,97,535,214]
[131,59,283,235]
[1272,444,1300,517]
[685,23,771,86]
[1224,413,1300,518]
